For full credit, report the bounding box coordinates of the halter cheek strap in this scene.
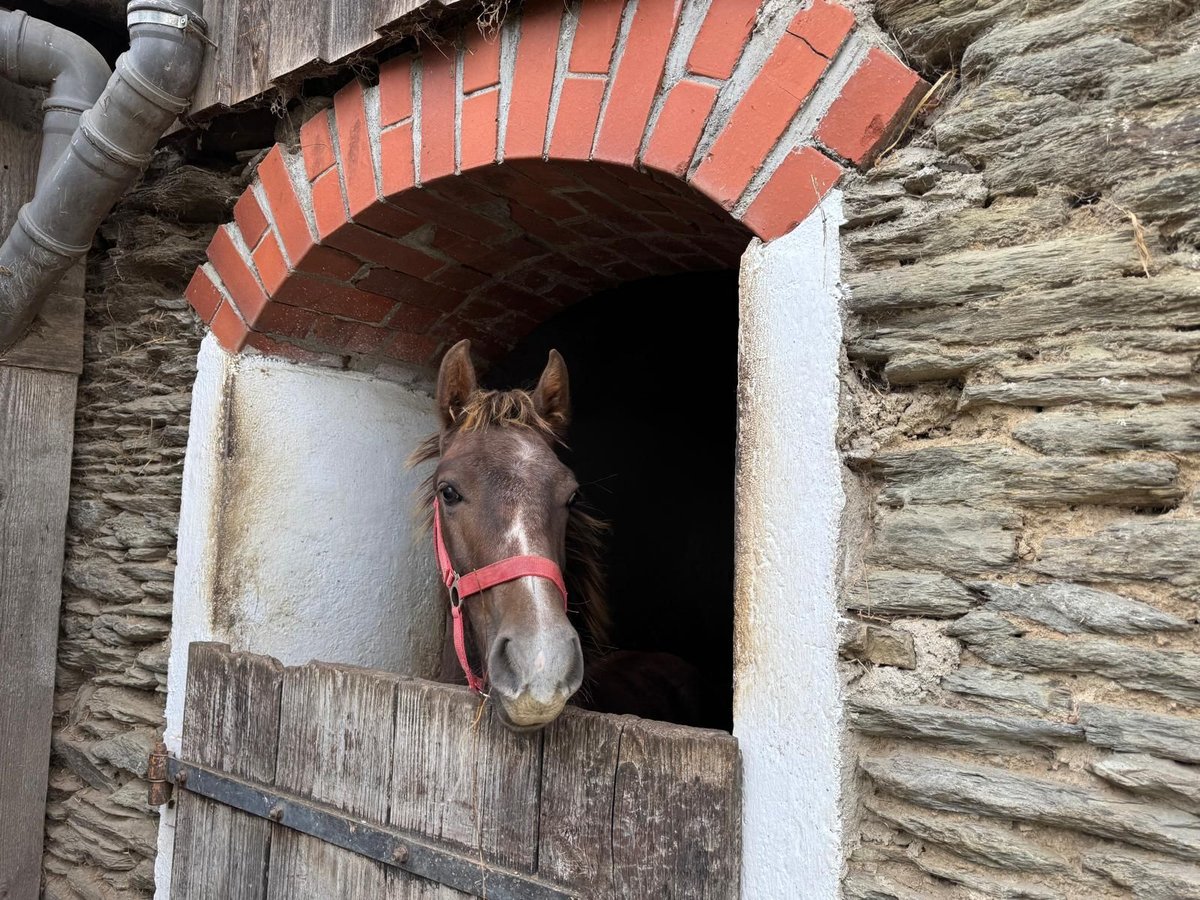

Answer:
[433,497,568,694]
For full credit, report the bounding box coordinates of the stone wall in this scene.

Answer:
[838,1,1200,897]
[42,154,241,900]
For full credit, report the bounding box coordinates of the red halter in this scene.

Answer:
[432,496,568,693]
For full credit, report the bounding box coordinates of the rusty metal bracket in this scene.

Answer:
[146,742,171,806]
[165,755,576,900]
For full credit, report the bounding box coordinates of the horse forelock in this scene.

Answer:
[406,387,612,650]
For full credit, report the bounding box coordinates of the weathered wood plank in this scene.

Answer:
[267,662,399,900]
[171,643,284,900]
[611,718,741,899]
[190,0,464,116]
[390,681,542,874]
[191,0,233,110]
[0,365,78,899]
[231,0,274,109]
[538,708,624,893]
[267,0,332,85]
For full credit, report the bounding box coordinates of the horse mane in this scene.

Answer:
[407,387,613,651]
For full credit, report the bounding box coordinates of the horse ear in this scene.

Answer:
[533,349,570,436]
[436,339,477,428]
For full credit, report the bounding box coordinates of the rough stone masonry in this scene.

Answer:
[837,0,1200,897]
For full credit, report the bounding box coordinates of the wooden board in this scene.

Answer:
[171,643,285,900]
[390,679,542,873]
[611,718,742,899]
[189,0,462,117]
[0,365,78,899]
[267,662,400,900]
[170,649,742,898]
[538,709,623,890]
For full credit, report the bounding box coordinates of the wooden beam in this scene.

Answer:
[0,364,77,896]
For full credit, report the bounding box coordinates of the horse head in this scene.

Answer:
[419,339,586,731]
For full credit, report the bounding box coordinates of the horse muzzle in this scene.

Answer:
[487,625,583,729]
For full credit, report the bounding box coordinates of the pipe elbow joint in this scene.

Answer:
[0,9,111,112]
[125,1,209,107]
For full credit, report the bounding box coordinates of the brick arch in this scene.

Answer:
[186,0,925,366]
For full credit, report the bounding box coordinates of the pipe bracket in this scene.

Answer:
[79,110,155,170]
[127,10,190,30]
[17,206,90,260]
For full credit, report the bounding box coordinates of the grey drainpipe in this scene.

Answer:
[0,9,111,187]
[0,0,208,352]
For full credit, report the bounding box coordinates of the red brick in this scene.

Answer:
[245,332,342,365]
[277,279,397,323]
[384,301,441,333]
[252,232,289,294]
[324,221,444,278]
[393,188,508,242]
[466,165,584,220]
[385,331,442,366]
[505,158,584,189]
[739,145,842,240]
[357,266,464,311]
[428,263,490,293]
[504,5,564,160]
[255,301,319,339]
[816,47,926,167]
[428,226,493,267]
[309,315,360,349]
[295,244,362,281]
[570,217,620,239]
[463,31,502,93]
[457,234,544,276]
[351,200,422,237]
[788,0,856,58]
[507,202,584,245]
[210,299,250,352]
[460,89,500,171]
[352,323,406,355]
[300,111,337,181]
[272,274,342,308]
[232,190,269,248]
[311,169,348,240]
[687,0,760,79]
[690,20,846,209]
[420,51,457,183]
[592,0,681,165]
[569,0,626,74]
[379,55,414,126]
[334,80,380,217]
[257,146,315,264]
[550,77,607,160]
[641,79,718,176]
[207,225,269,325]
[185,265,224,324]
[381,122,416,198]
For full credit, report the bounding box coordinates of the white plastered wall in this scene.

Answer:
[734,191,846,896]
[154,336,442,895]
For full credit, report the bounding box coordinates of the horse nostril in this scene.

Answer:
[487,636,518,690]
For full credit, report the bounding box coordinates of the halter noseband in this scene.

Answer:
[432,496,569,693]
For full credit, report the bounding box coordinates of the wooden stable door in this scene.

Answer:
[169,643,741,899]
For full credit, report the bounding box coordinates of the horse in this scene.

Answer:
[409,339,704,731]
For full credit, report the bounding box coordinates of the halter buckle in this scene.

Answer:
[447,575,463,610]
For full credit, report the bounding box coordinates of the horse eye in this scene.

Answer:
[440,484,462,505]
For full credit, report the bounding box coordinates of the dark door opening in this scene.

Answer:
[487,270,737,730]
